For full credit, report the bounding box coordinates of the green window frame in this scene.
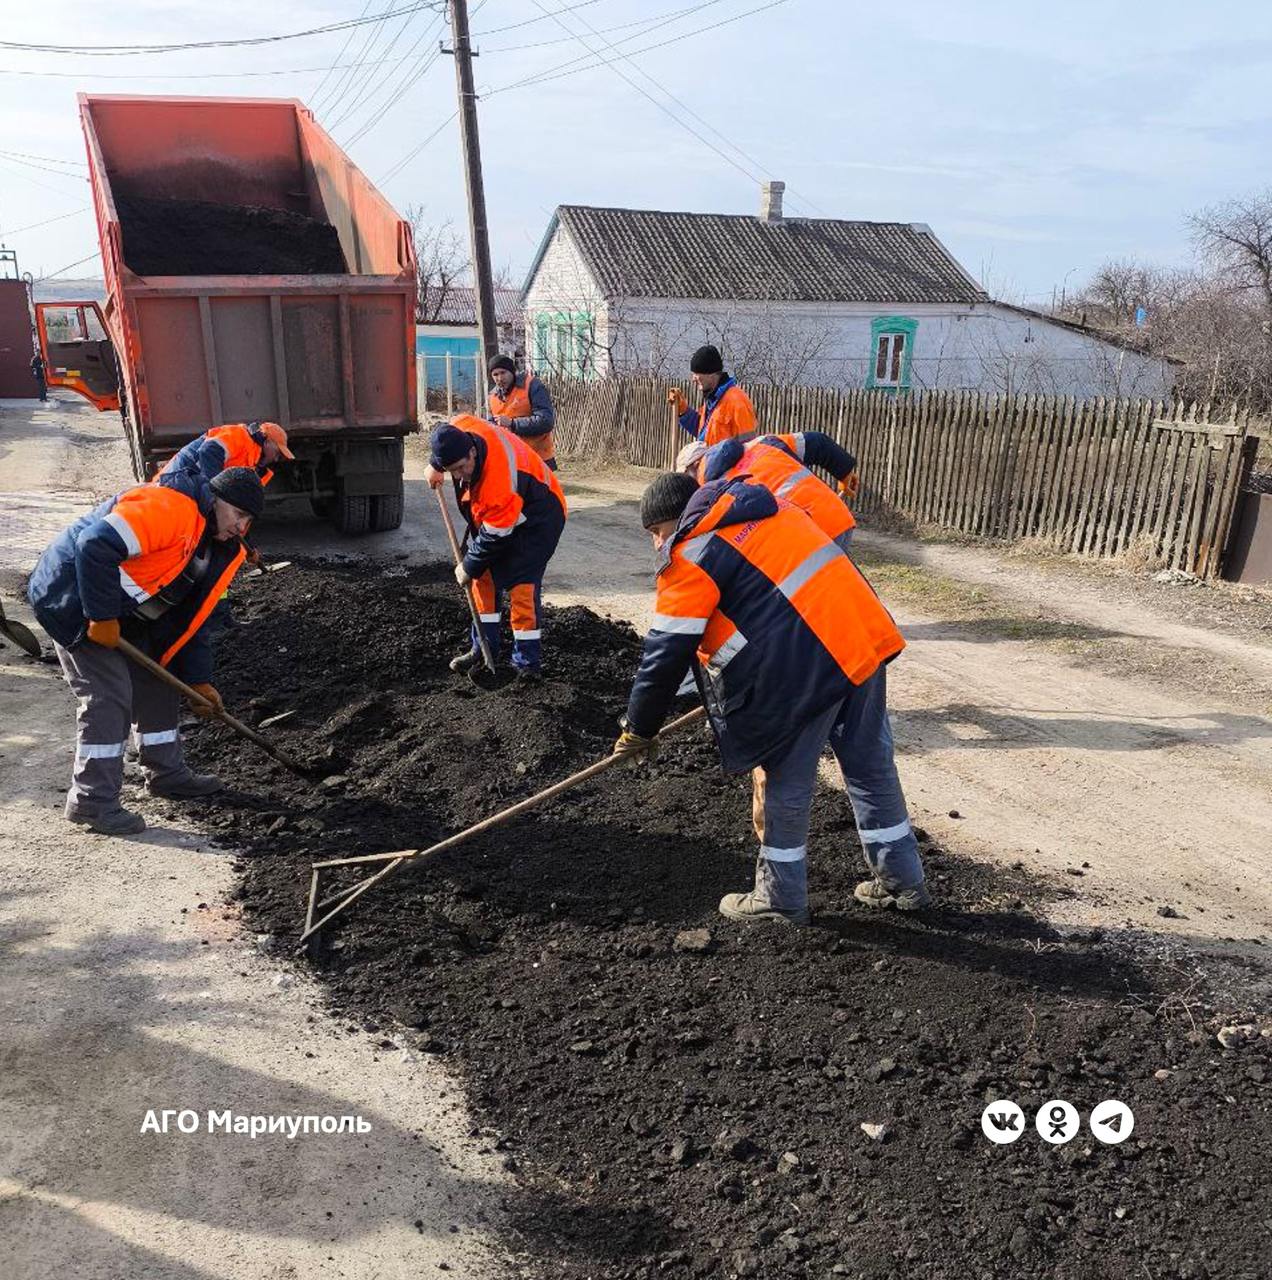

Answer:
[528,310,596,379]
[866,315,918,390]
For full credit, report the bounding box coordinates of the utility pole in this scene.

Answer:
[443,0,498,371]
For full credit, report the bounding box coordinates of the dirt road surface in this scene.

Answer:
[3,397,1270,1278]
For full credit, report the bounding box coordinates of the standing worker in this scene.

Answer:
[667,344,756,447]
[28,467,265,836]
[426,415,567,682]
[488,355,557,471]
[686,430,860,550]
[30,350,47,402]
[161,420,293,487]
[612,471,929,924]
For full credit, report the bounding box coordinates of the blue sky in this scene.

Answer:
[2,0,1270,301]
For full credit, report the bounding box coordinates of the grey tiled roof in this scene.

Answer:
[419,284,522,326]
[553,205,987,304]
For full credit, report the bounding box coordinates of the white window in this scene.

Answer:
[874,332,907,386]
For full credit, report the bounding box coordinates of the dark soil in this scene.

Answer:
[117,196,347,276]
[187,561,1271,1280]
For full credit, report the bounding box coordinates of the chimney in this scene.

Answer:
[760,180,785,223]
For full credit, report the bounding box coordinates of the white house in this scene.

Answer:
[522,184,1177,399]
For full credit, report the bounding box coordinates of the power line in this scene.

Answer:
[36,251,101,281]
[0,0,605,57]
[0,157,87,197]
[310,0,377,105]
[315,1,403,116]
[0,150,90,180]
[380,112,457,184]
[0,54,422,81]
[1,4,437,57]
[553,0,827,216]
[0,207,90,237]
[328,8,445,135]
[0,147,85,169]
[486,0,787,100]
[478,0,727,52]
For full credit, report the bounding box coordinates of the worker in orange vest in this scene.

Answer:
[667,344,756,447]
[161,420,293,487]
[613,471,929,924]
[488,355,557,470]
[681,430,860,550]
[427,416,567,681]
[28,467,264,835]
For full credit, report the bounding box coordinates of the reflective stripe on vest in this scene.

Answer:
[106,485,207,605]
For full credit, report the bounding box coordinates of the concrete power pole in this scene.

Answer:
[444,0,499,372]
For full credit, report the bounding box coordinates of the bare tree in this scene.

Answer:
[1189,190,1272,319]
[406,204,469,324]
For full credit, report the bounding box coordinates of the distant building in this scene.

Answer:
[522,185,1177,399]
[417,284,525,402]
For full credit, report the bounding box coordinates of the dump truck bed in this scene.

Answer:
[77,95,416,530]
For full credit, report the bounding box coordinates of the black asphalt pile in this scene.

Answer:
[117,196,347,275]
[188,561,1271,1280]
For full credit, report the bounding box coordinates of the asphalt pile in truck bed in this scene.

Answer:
[183,561,1271,1280]
[117,196,348,275]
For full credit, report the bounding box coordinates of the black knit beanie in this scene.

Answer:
[489,354,516,375]
[210,466,265,519]
[689,344,724,375]
[640,471,699,530]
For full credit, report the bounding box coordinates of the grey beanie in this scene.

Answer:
[210,466,265,519]
[640,471,699,530]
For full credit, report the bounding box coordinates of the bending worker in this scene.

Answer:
[161,420,293,486]
[680,429,859,550]
[426,415,567,682]
[28,467,265,836]
[488,355,557,471]
[667,344,756,447]
[613,470,929,924]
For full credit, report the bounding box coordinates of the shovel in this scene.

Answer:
[0,599,42,659]
[115,636,314,779]
[433,487,497,681]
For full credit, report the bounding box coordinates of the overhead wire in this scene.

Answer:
[36,251,100,280]
[315,0,402,117]
[0,0,606,57]
[547,0,828,216]
[0,207,90,237]
[309,0,377,105]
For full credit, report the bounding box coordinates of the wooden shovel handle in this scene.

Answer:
[433,487,496,672]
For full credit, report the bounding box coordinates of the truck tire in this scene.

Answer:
[370,487,404,532]
[335,494,371,534]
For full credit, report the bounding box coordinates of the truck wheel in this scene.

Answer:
[370,488,404,532]
[335,494,371,534]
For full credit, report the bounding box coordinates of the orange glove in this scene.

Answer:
[839,471,860,504]
[244,544,263,568]
[190,683,223,719]
[666,388,687,415]
[86,619,120,648]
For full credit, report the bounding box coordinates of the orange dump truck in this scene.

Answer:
[38,94,417,532]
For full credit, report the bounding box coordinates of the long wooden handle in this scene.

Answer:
[115,637,310,778]
[299,705,708,943]
[433,487,496,672]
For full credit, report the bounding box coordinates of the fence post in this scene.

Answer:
[445,352,454,416]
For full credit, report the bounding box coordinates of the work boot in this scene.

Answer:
[719,855,810,926]
[449,649,481,674]
[67,806,146,836]
[853,877,932,912]
[514,666,543,685]
[718,891,810,926]
[147,772,223,799]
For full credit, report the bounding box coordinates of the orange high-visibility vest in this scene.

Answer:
[102,484,246,668]
[452,414,566,536]
[704,434,855,539]
[490,372,554,465]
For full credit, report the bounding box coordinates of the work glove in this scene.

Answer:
[666,388,688,415]
[839,470,860,504]
[612,730,659,764]
[454,563,472,589]
[244,544,263,568]
[86,619,120,648]
[190,683,223,719]
[493,414,513,428]
[424,464,447,491]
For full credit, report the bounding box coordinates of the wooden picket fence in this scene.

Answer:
[543,375,1260,579]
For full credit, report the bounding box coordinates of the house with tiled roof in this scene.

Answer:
[521,184,1175,398]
